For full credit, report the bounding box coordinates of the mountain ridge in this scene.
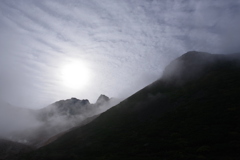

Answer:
[0,94,112,149]
[0,51,238,159]
[17,51,240,160]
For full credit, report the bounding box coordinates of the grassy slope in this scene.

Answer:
[21,54,240,160]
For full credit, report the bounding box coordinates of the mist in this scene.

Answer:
[0,96,120,147]
[0,0,240,152]
[161,51,240,87]
[0,102,42,139]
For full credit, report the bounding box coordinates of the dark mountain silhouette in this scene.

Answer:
[12,52,240,159]
[0,139,33,160]
[161,51,238,85]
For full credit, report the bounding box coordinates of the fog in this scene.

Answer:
[0,52,239,147]
[0,102,42,138]
[0,0,240,150]
[0,96,120,147]
[161,51,240,86]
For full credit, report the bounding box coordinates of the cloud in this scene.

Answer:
[0,0,239,108]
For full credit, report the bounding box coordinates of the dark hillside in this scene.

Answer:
[20,52,240,160]
[0,139,33,160]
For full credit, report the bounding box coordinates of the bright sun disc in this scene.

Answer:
[61,61,90,89]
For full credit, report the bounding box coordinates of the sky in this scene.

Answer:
[0,0,240,109]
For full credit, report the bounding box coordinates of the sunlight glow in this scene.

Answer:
[60,61,91,89]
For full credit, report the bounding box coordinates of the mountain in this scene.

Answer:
[16,52,240,159]
[37,97,91,121]
[0,139,33,160]
[161,51,238,85]
[1,95,112,148]
[96,94,110,106]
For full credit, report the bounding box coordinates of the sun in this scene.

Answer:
[60,61,91,89]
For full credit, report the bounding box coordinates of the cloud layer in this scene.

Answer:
[0,0,240,108]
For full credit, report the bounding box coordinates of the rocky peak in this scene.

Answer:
[55,98,90,106]
[80,99,90,106]
[96,94,110,105]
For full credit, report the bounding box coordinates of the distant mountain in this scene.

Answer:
[2,95,113,148]
[37,95,111,126]
[96,94,110,106]
[38,97,91,121]
[20,51,240,160]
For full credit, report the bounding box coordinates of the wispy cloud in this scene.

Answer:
[0,0,239,108]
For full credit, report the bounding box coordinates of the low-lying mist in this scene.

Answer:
[0,102,42,140]
[0,96,120,147]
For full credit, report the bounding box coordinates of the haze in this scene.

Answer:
[0,0,240,109]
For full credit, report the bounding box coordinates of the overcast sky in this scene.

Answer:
[0,0,240,109]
